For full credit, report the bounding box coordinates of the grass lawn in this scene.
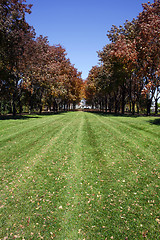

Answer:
[0,111,160,239]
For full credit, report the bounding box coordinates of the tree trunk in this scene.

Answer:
[49,104,52,111]
[132,101,135,115]
[147,99,152,116]
[12,92,16,116]
[18,95,22,114]
[137,103,140,114]
[114,93,118,114]
[115,100,118,114]
[129,102,132,113]
[39,105,42,114]
[121,88,125,115]
[129,78,132,113]
[108,94,112,113]
[92,101,94,109]
[155,98,158,115]
[99,101,102,111]
[29,93,33,114]
[105,96,107,113]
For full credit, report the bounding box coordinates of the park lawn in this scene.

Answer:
[0,111,160,239]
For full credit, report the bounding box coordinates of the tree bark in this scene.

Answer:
[114,93,118,114]
[105,96,107,113]
[147,99,152,116]
[132,101,135,115]
[121,87,125,115]
[29,93,33,114]
[137,103,140,114]
[12,92,16,116]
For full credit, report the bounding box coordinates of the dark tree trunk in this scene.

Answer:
[114,93,118,114]
[137,103,140,114]
[102,98,105,112]
[115,100,118,114]
[132,101,135,115]
[121,88,125,115]
[12,92,16,116]
[29,93,33,114]
[49,104,52,111]
[39,105,42,114]
[147,99,152,116]
[108,94,112,113]
[18,95,22,114]
[0,101,1,115]
[100,101,102,111]
[105,96,107,113]
[129,102,132,113]
[92,101,94,109]
[38,93,43,114]
[155,98,158,115]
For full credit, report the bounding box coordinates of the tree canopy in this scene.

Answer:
[1,0,159,115]
[84,0,160,115]
[0,0,83,115]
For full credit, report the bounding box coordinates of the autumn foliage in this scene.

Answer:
[85,0,160,115]
[0,0,83,115]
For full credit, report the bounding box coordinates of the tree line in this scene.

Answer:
[0,0,83,115]
[85,1,160,115]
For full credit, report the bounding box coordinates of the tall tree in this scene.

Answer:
[86,1,160,115]
[0,0,33,115]
[136,0,160,115]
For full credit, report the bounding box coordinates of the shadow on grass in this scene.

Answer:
[84,110,160,119]
[149,118,160,126]
[84,110,140,118]
[0,111,67,120]
[0,115,39,120]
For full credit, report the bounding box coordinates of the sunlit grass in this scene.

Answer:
[0,112,160,239]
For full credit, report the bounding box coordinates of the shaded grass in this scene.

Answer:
[0,112,160,239]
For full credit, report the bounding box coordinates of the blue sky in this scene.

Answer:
[25,0,153,80]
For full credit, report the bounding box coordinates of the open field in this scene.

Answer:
[0,112,160,239]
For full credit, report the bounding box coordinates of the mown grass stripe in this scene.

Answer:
[0,112,160,239]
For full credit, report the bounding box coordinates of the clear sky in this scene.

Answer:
[25,0,153,80]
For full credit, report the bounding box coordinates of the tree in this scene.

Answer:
[85,66,102,109]
[136,0,160,115]
[86,0,160,115]
[0,0,33,115]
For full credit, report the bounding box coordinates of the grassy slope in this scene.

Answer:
[0,112,160,239]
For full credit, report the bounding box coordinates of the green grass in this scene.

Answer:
[0,111,160,239]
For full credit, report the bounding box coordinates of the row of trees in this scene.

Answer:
[0,0,83,115]
[85,1,160,115]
